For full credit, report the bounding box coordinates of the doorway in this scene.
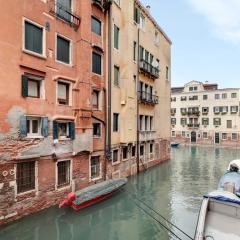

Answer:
[215,132,220,144]
[191,131,197,143]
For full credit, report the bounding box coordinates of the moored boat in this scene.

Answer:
[171,142,179,148]
[59,178,127,210]
[195,161,240,240]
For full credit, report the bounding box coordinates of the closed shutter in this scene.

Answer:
[22,75,28,97]
[53,121,59,140]
[69,122,75,140]
[57,36,70,64]
[41,117,49,137]
[114,25,119,49]
[20,115,27,137]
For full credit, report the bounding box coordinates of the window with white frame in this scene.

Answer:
[27,117,41,137]
[53,121,75,140]
[171,131,176,137]
[231,106,238,113]
[215,94,220,100]
[232,133,238,141]
[16,161,36,194]
[57,81,70,105]
[139,13,145,29]
[57,160,71,188]
[203,132,208,139]
[114,25,120,49]
[56,0,72,23]
[58,122,69,138]
[113,113,119,132]
[91,16,101,36]
[57,35,71,64]
[222,93,227,99]
[24,19,44,56]
[182,131,186,137]
[92,90,100,110]
[214,107,220,113]
[213,118,221,126]
[222,133,227,140]
[202,118,209,126]
[149,143,153,154]
[203,94,208,100]
[92,52,102,75]
[171,118,176,125]
[227,120,232,129]
[90,156,101,179]
[112,149,119,163]
[93,122,101,137]
[202,107,209,114]
[231,93,237,98]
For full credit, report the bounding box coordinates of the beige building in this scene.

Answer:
[106,0,171,177]
[171,81,240,147]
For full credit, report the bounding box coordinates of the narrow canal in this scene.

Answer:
[1,146,240,240]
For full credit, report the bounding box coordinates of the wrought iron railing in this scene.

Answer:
[187,123,200,128]
[48,0,80,30]
[139,60,160,79]
[138,91,159,105]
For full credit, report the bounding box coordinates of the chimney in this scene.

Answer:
[146,5,151,11]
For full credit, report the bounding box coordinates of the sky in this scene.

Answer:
[140,0,240,88]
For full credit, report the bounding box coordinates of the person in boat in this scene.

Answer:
[218,163,240,197]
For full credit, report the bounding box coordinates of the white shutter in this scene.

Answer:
[58,83,67,99]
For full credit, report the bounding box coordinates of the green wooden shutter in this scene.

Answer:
[22,75,28,97]
[114,25,119,49]
[41,117,49,137]
[53,121,59,140]
[20,115,27,137]
[69,122,75,140]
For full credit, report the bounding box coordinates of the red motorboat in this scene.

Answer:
[59,178,127,210]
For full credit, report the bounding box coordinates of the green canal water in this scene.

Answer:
[1,146,240,240]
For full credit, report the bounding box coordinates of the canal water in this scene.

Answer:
[1,146,240,240]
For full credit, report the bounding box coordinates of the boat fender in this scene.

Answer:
[59,192,76,208]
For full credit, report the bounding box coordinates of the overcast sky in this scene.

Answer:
[140,0,240,88]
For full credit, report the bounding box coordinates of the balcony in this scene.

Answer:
[48,0,80,30]
[139,131,156,142]
[187,111,200,116]
[139,60,160,79]
[138,91,159,105]
[92,0,111,11]
[187,123,200,128]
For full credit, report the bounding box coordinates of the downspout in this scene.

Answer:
[105,1,112,179]
[136,28,140,173]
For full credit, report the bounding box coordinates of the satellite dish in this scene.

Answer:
[152,59,159,68]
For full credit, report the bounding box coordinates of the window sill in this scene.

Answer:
[112,161,120,166]
[22,49,46,60]
[122,158,128,162]
[93,136,101,139]
[57,104,72,107]
[92,72,102,77]
[90,176,102,182]
[17,189,36,197]
[56,184,71,191]
[56,60,73,67]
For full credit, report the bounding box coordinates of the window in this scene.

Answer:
[139,13,145,29]
[181,96,187,101]
[17,161,35,194]
[149,143,153,154]
[24,20,43,55]
[232,133,238,141]
[203,132,208,139]
[140,145,144,156]
[194,86,198,91]
[112,149,119,163]
[182,131,186,137]
[213,118,221,126]
[56,0,72,22]
[203,95,208,100]
[215,94,220,99]
[134,6,140,23]
[171,131,176,137]
[92,52,102,75]
[53,121,75,140]
[202,118,209,126]
[21,75,44,98]
[90,156,100,179]
[27,117,41,137]
[222,133,227,140]
[181,118,187,125]
[231,106,239,113]
[92,90,100,109]
[171,97,176,102]
[171,118,176,125]
[231,93,237,98]
[154,31,160,45]
[114,65,120,86]
[113,113,119,132]
[133,41,137,61]
[221,106,228,113]
[171,108,176,115]
[57,160,71,188]
[189,87,193,91]
[132,146,136,157]
[214,107,220,113]
[93,122,101,137]
[145,116,149,130]
[166,66,169,80]
[202,107,209,114]
[181,108,187,114]
[150,116,153,130]
[91,17,101,35]
[114,25,120,49]
[227,120,232,129]
[57,35,70,64]
[122,147,128,160]
[57,81,70,105]
[222,93,227,99]
[114,0,120,5]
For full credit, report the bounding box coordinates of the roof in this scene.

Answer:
[135,0,172,45]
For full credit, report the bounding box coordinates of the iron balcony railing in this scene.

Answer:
[48,0,80,30]
[139,60,160,79]
[187,123,200,128]
[187,110,200,116]
[138,91,159,105]
[91,0,111,11]
[139,131,156,142]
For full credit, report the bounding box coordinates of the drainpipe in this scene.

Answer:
[105,1,112,179]
[136,28,140,173]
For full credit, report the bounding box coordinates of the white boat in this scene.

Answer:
[195,160,240,240]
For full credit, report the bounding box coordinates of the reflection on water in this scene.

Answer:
[1,146,240,240]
